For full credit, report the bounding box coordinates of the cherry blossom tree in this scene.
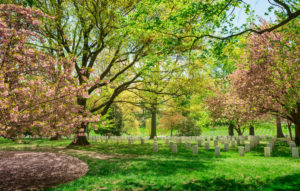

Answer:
[205,85,261,136]
[230,21,300,145]
[0,4,99,142]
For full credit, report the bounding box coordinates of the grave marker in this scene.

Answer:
[292,147,299,158]
[264,147,271,157]
[238,146,245,156]
[192,145,198,154]
[215,146,220,156]
[205,142,210,150]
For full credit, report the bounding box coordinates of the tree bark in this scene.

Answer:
[276,116,284,138]
[295,121,300,146]
[50,133,62,141]
[293,103,300,146]
[150,106,157,139]
[71,133,90,146]
[71,97,90,146]
[287,121,293,141]
[171,128,173,137]
[71,123,90,146]
[229,123,234,136]
[235,126,242,135]
[249,124,255,136]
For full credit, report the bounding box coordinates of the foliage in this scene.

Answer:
[176,117,201,136]
[230,21,300,143]
[0,4,99,139]
[158,112,186,136]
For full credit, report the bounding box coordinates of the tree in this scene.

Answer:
[276,116,285,138]
[205,85,261,135]
[158,111,186,137]
[230,21,300,145]
[0,4,99,140]
[13,0,298,145]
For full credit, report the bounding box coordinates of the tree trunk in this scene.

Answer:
[287,121,293,141]
[229,123,234,136]
[150,107,157,139]
[71,97,90,146]
[235,127,242,135]
[171,128,173,137]
[249,124,255,136]
[276,116,284,138]
[50,133,62,141]
[293,103,300,146]
[70,122,90,146]
[295,121,300,146]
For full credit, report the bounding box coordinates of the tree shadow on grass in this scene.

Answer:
[67,142,230,161]
[79,155,213,177]
[244,141,294,158]
[181,172,300,191]
[182,177,263,191]
[263,172,300,191]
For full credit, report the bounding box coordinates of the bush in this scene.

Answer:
[176,118,202,136]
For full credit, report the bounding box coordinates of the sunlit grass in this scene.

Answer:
[0,137,299,191]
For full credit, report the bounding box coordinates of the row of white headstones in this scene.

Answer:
[88,135,299,158]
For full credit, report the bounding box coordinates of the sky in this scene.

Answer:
[233,0,278,27]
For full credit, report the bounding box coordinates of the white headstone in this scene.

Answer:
[153,143,158,153]
[205,142,210,150]
[192,145,198,154]
[238,146,245,156]
[215,146,220,156]
[172,144,177,153]
[264,147,271,157]
[197,140,202,147]
[250,140,254,148]
[214,140,218,147]
[170,142,174,149]
[231,140,236,148]
[292,147,299,158]
[267,143,273,153]
[224,143,229,151]
[186,142,191,149]
[245,144,250,152]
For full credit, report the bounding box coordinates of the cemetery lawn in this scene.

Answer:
[0,138,299,191]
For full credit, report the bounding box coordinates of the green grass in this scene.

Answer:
[0,137,299,191]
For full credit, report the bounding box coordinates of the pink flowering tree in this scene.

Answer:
[0,4,99,143]
[230,21,300,145]
[205,85,261,136]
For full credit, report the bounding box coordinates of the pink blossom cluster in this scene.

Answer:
[0,5,100,139]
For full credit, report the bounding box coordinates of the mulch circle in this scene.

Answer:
[0,151,88,191]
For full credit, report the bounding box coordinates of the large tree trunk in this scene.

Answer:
[229,123,234,136]
[287,121,293,141]
[71,97,90,146]
[249,124,255,136]
[295,121,300,146]
[50,133,62,141]
[71,123,90,146]
[294,103,300,146]
[150,107,157,139]
[71,125,90,145]
[276,116,284,138]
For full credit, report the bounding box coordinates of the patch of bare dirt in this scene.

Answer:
[0,151,88,191]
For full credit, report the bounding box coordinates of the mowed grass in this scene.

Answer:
[0,137,299,191]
